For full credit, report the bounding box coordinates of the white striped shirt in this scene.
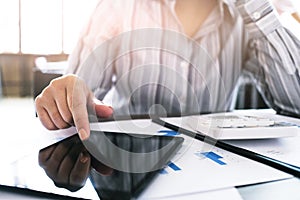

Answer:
[67,0,300,117]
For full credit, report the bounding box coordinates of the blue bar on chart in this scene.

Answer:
[159,162,181,174]
[158,130,180,136]
[195,151,226,165]
[168,162,181,171]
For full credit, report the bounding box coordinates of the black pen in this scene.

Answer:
[152,118,300,178]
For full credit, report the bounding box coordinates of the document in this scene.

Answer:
[1,117,77,165]
[227,125,300,167]
[138,134,290,199]
[224,110,300,167]
[140,187,243,200]
[91,118,292,199]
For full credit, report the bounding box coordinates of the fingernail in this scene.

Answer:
[80,152,89,163]
[79,129,88,140]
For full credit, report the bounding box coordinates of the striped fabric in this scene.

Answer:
[66,0,300,117]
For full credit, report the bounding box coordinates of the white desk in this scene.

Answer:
[0,98,300,200]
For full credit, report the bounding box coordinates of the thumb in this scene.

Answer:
[93,98,114,118]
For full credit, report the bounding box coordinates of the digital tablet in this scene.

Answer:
[38,131,184,200]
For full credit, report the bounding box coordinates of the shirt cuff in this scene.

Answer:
[236,0,281,37]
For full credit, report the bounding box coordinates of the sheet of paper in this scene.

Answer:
[225,111,300,167]
[0,117,77,164]
[137,134,290,199]
[159,111,300,172]
[89,118,292,199]
[140,187,243,200]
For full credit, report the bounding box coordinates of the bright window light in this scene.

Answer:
[0,0,19,53]
[21,0,62,54]
[0,0,98,55]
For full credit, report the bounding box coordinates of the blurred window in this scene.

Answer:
[0,0,98,54]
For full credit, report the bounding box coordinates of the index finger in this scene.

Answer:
[67,82,90,141]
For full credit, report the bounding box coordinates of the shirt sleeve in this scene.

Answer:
[66,0,122,100]
[236,0,300,116]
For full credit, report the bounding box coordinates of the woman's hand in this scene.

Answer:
[35,74,113,140]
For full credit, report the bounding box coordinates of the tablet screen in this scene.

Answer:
[38,131,184,200]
